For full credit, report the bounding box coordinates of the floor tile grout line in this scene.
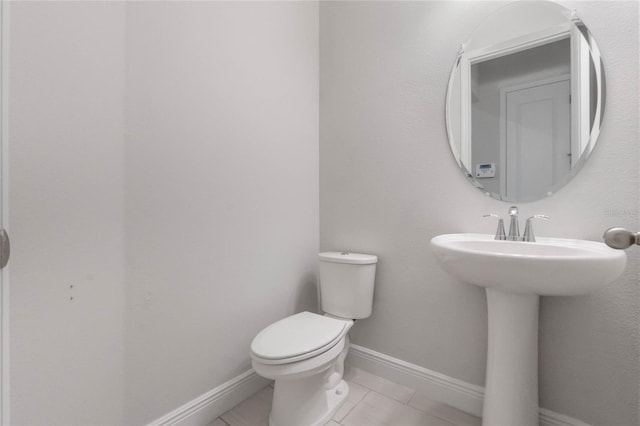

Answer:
[356,384,416,406]
[351,388,474,426]
[347,369,417,405]
[216,368,478,426]
[340,389,460,426]
[337,387,370,424]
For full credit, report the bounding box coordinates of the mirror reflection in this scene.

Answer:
[446,1,604,202]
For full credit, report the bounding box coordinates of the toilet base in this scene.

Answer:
[269,379,349,426]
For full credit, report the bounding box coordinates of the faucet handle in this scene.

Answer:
[483,214,506,240]
[523,215,550,242]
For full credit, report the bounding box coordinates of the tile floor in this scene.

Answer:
[209,367,482,426]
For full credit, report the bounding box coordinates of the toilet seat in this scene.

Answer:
[251,312,351,365]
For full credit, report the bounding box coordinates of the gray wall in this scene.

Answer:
[9,2,127,424]
[7,1,639,424]
[124,2,319,423]
[320,1,639,424]
[8,2,319,424]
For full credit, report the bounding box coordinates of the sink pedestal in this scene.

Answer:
[483,288,539,426]
[431,234,627,425]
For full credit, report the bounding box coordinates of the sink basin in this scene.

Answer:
[430,233,627,426]
[431,233,626,296]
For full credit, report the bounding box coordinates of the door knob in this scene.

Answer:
[603,227,639,249]
[0,228,9,269]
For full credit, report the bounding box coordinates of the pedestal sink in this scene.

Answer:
[430,234,627,426]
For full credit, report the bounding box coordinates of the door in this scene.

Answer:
[0,1,8,423]
[504,78,571,200]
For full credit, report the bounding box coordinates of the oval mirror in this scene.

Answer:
[445,1,605,202]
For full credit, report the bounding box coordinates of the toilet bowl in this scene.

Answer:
[251,312,354,426]
[250,252,377,426]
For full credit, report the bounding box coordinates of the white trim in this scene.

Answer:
[499,74,571,101]
[145,347,591,426]
[147,369,270,426]
[570,25,583,169]
[0,1,9,424]
[465,23,571,66]
[346,344,591,426]
[539,409,591,426]
[459,53,472,172]
[347,344,484,417]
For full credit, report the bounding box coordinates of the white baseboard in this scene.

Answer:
[538,409,590,426]
[346,344,590,426]
[148,369,270,426]
[148,345,589,426]
[346,344,484,417]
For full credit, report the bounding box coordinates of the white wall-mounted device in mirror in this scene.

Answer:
[445,0,605,202]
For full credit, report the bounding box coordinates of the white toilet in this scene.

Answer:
[250,251,377,426]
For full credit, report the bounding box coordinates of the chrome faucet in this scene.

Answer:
[483,214,506,240]
[507,206,520,241]
[485,207,548,242]
[522,215,550,242]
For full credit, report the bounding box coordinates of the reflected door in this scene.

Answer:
[505,79,571,200]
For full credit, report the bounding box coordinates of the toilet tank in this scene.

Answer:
[318,252,377,319]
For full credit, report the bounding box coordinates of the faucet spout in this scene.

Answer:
[507,206,520,241]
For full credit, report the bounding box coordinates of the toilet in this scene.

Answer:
[250,251,377,426]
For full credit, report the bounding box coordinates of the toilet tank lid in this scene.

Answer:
[319,252,377,265]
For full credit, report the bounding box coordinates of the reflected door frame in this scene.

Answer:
[458,22,571,174]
